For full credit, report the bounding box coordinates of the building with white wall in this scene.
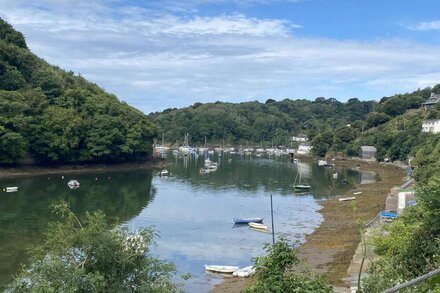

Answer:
[422,119,440,134]
[297,143,312,155]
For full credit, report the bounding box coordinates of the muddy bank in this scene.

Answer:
[296,160,406,286]
[0,158,166,178]
[211,159,406,292]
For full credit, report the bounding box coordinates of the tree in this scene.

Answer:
[244,237,332,293]
[366,112,391,128]
[311,131,334,157]
[9,201,180,292]
[0,127,27,163]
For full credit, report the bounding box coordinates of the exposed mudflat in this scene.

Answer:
[211,159,406,292]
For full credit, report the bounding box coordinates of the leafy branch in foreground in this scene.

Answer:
[9,201,180,293]
[243,236,332,293]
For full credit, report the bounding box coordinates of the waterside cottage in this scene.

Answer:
[359,146,377,161]
[292,135,308,142]
[297,143,312,155]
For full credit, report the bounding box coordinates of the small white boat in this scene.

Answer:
[353,191,363,195]
[249,222,268,230]
[204,265,239,274]
[339,196,356,202]
[67,180,80,189]
[159,169,170,176]
[5,187,18,192]
[232,266,256,277]
[332,172,338,179]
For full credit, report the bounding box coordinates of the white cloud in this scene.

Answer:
[406,20,440,31]
[1,1,440,113]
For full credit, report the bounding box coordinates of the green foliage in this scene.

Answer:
[365,112,391,128]
[362,178,440,292]
[0,18,27,48]
[244,237,332,293]
[9,201,180,293]
[0,126,27,163]
[151,98,375,147]
[311,131,334,157]
[0,18,157,164]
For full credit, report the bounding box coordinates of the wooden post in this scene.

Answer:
[270,194,275,245]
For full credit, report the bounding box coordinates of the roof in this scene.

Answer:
[422,119,440,124]
[399,188,415,193]
[360,146,377,152]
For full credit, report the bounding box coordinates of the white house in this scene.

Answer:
[422,119,440,134]
[297,143,312,155]
[398,189,416,213]
[292,135,308,142]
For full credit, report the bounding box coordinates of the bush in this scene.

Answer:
[9,201,180,292]
[244,237,332,293]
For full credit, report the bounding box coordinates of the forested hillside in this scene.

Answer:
[150,84,434,158]
[150,98,376,146]
[312,86,436,158]
[0,18,157,164]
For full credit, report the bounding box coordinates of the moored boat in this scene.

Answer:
[293,168,311,192]
[232,266,255,277]
[233,217,264,224]
[339,196,356,202]
[67,180,80,189]
[159,169,170,177]
[293,184,311,191]
[248,222,268,230]
[204,265,239,274]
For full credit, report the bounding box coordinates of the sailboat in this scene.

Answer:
[293,167,311,192]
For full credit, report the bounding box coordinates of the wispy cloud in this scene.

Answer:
[406,20,440,31]
[1,1,440,113]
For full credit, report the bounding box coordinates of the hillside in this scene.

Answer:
[0,18,157,164]
[150,98,376,146]
[150,84,434,156]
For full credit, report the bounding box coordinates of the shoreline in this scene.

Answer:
[211,158,407,292]
[0,158,166,178]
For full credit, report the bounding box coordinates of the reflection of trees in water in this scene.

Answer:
[0,170,154,289]
[168,154,359,198]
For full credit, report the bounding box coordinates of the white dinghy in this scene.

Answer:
[232,266,256,277]
[204,265,239,274]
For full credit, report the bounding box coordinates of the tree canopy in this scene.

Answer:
[9,201,180,292]
[0,18,157,165]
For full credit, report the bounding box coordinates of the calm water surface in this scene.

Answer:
[0,153,359,292]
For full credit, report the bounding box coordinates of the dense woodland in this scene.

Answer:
[150,84,436,163]
[0,18,157,165]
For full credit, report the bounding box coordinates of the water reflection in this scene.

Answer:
[0,170,155,290]
[0,154,359,292]
[165,153,358,198]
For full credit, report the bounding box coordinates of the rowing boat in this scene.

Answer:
[204,265,239,274]
[233,217,263,224]
[248,222,268,230]
[339,196,356,202]
[232,266,255,277]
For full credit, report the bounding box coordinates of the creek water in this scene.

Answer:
[0,153,360,292]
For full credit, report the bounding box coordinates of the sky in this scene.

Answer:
[1,0,440,113]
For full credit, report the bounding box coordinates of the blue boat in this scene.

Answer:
[233,217,264,224]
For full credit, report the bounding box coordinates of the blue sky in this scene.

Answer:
[1,0,440,113]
